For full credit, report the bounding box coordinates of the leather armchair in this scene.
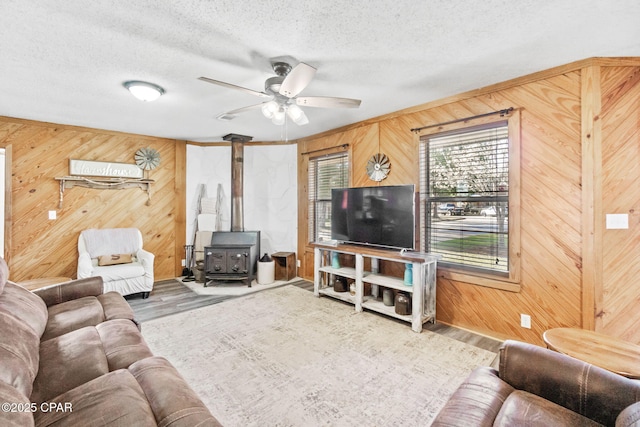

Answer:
[432,340,640,426]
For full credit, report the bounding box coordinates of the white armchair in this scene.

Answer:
[77,228,154,298]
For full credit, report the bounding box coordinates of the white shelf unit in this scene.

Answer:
[313,243,439,332]
[317,266,357,305]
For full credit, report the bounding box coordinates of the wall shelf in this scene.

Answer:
[55,176,154,208]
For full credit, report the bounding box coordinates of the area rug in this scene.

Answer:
[180,276,304,296]
[142,285,496,427]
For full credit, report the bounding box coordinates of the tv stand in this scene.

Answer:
[312,243,439,332]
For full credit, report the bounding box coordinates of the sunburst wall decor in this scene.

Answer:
[366,153,391,181]
[135,147,161,171]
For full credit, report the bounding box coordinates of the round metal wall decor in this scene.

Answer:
[135,147,161,170]
[366,153,391,181]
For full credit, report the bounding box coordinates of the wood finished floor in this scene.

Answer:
[127,279,503,366]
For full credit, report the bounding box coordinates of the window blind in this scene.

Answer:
[421,123,509,273]
[308,153,349,242]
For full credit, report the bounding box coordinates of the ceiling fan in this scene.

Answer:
[198,61,361,126]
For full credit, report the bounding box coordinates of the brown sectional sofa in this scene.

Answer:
[0,257,221,426]
[432,340,640,427]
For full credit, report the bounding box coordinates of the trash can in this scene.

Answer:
[257,253,275,285]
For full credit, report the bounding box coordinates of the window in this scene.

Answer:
[420,120,515,280]
[308,152,349,242]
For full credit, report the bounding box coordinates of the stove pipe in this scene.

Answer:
[223,133,253,232]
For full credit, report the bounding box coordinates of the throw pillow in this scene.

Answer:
[98,253,133,266]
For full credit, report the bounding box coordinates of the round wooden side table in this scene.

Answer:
[18,277,72,291]
[543,327,640,379]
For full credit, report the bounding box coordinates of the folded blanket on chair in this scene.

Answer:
[81,228,140,258]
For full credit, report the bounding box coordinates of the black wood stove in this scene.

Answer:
[204,231,260,287]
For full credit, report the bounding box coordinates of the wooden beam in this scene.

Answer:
[581,65,603,331]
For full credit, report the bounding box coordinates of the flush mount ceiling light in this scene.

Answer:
[123,80,165,102]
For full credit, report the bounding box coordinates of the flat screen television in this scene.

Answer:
[331,184,415,250]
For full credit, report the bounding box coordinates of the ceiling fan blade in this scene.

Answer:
[296,96,361,109]
[216,103,266,120]
[198,76,270,98]
[279,63,317,98]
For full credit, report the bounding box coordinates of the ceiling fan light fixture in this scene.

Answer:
[124,80,164,102]
[287,104,309,125]
[272,108,286,125]
[261,100,279,119]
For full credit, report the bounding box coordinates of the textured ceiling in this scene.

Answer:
[1,1,639,142]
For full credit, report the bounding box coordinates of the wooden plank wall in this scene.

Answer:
[600,66,640,343]
[0,117,185,282]
[298,58,640,345]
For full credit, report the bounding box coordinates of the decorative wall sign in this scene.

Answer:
[57,156,154,208]
[69,159,143,178]
[366,153,391,181]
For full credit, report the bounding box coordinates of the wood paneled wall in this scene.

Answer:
[0,117,186,282]
[2,58,638,345]
[298,58,640,345]
[600,65,640,342]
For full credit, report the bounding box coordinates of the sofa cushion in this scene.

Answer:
[42,296,106,341]
[431,366,515,427]
[31,326,110,404]
[33,369,157,427]
[0,380,34,427]
[96,319,153,370]
[494,390,603,426]
[0,312,40,397]
[33,319,155,405]
[97,291,137,323]
[34,276,103,307]
[93,262,146,282]
[41,291,138,341]
[0,282,48,338]
[129,357,223,426]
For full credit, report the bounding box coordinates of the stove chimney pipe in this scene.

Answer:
[223,133,253,232]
